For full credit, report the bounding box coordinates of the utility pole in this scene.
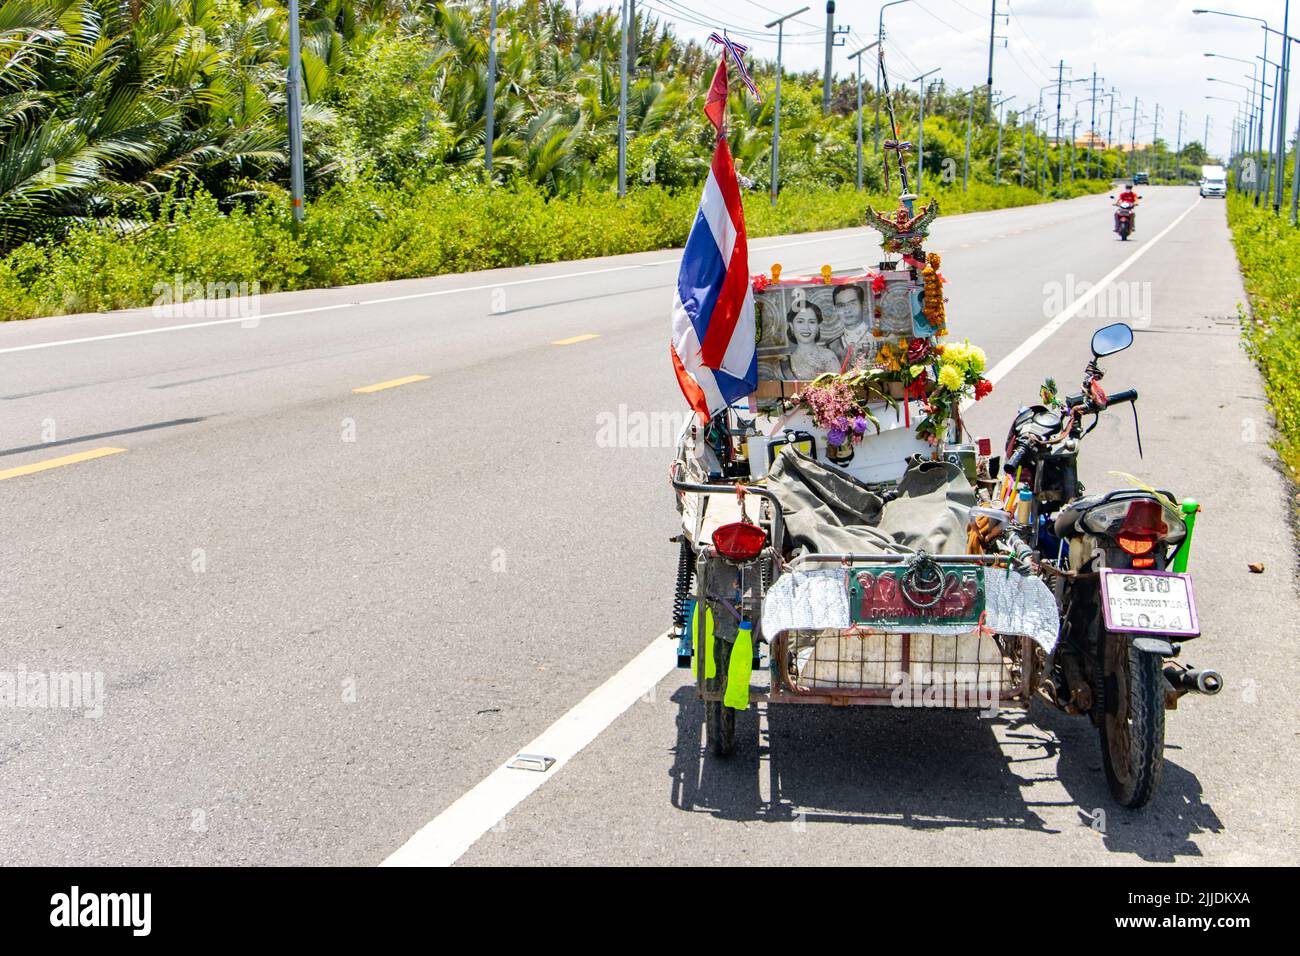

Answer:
[1037,107,1045,192]
[962,86,975,191]
[768,6,811,205]
[1069,111,1078,182]
[875,0,913,155]
[914,68,939,193]
[485,0,498,181]
[985,0,998,121]
[287,0,305,224]
[1106,87,1116,178]
[1088,67,1098,179]
[849,41,880,190]
[821,2,849,114]
[1130,95,1139,178]
[1274,0,1290,212]
[1174,109,1184,182]
[1152,102,1161,181]
[1054,60,1065,186]
[1019,105,1032,186]
[993,94,1013,184]
[617,0,628,197]
[628,0,637,70]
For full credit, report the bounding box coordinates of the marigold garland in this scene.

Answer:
[922,251,947,337]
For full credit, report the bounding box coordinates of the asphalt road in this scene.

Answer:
[2,187,1296,866]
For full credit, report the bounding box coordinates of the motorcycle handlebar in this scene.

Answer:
[1065,387,1138,409]
[1005,442,1029,469]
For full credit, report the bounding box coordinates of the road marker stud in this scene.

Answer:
[0,446,127,481]
[352,374,430,394]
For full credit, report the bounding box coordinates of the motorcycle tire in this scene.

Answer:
[704,636,736,757]
[1097,627,1165,808]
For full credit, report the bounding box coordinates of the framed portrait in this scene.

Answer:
[754,277,879,383]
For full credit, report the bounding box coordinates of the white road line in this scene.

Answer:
[979,196,1202,391]
[381,194,1203,867]
[382,634,677,867]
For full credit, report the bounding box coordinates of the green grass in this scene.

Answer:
[1226,194,1300,482]
[0,177,1110,323]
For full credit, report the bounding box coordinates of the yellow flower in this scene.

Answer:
[938,364,964,391]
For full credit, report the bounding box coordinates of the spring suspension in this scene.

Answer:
[671,538,695,631]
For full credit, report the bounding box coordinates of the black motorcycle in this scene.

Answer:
[999,322,1221,808]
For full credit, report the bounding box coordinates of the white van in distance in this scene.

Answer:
[1200,164,1227,198]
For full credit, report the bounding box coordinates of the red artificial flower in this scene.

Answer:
[870,273,886,294]
[974,378,993,401]
[906,337,930,364]
[752,274,769,292]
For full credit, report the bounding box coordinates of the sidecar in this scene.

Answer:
[668,267,1060,756]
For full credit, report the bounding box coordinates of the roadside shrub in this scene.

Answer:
[1227,194,1300,480]
[0,177,1110,323]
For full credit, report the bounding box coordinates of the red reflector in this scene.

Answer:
[712,522,767,562]
[1131,556,1156,568]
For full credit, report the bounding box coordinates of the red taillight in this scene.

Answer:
[712,522,767,562]
[1117,533,1156,555]
[1117,499,1167,557]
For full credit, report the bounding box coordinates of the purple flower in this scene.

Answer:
[827,427,848,446]
[852,415,868,434]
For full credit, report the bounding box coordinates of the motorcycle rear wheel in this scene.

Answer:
[704,637,736,757]
[1098,628,1165,808]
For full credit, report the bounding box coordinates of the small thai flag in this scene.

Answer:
[670,55,757,424]
[708,32,760,102]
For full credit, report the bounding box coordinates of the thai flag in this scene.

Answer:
[670,57,757,424]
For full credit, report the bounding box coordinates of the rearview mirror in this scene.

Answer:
[1091,322,1133,358]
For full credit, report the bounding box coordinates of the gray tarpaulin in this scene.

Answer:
[766,447,975,556]
[761,448,1060,652]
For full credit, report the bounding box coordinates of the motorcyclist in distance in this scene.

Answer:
[1115,183,1139,235]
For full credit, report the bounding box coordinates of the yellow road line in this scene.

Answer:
[552,333,599,346]
[352,374,430,394]
[0,446,127,481]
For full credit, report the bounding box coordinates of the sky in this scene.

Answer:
[624,0,1295,159]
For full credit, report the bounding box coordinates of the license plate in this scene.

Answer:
[848,564,985,629]
[1100,569,1200,637]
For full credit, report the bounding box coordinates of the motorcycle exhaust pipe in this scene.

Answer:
[1164,665,1223,696]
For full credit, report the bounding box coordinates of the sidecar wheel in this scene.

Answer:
[704,637,736,757]
[1098,629,1165,808]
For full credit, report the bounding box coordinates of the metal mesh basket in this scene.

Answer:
[774,627,1026,706]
